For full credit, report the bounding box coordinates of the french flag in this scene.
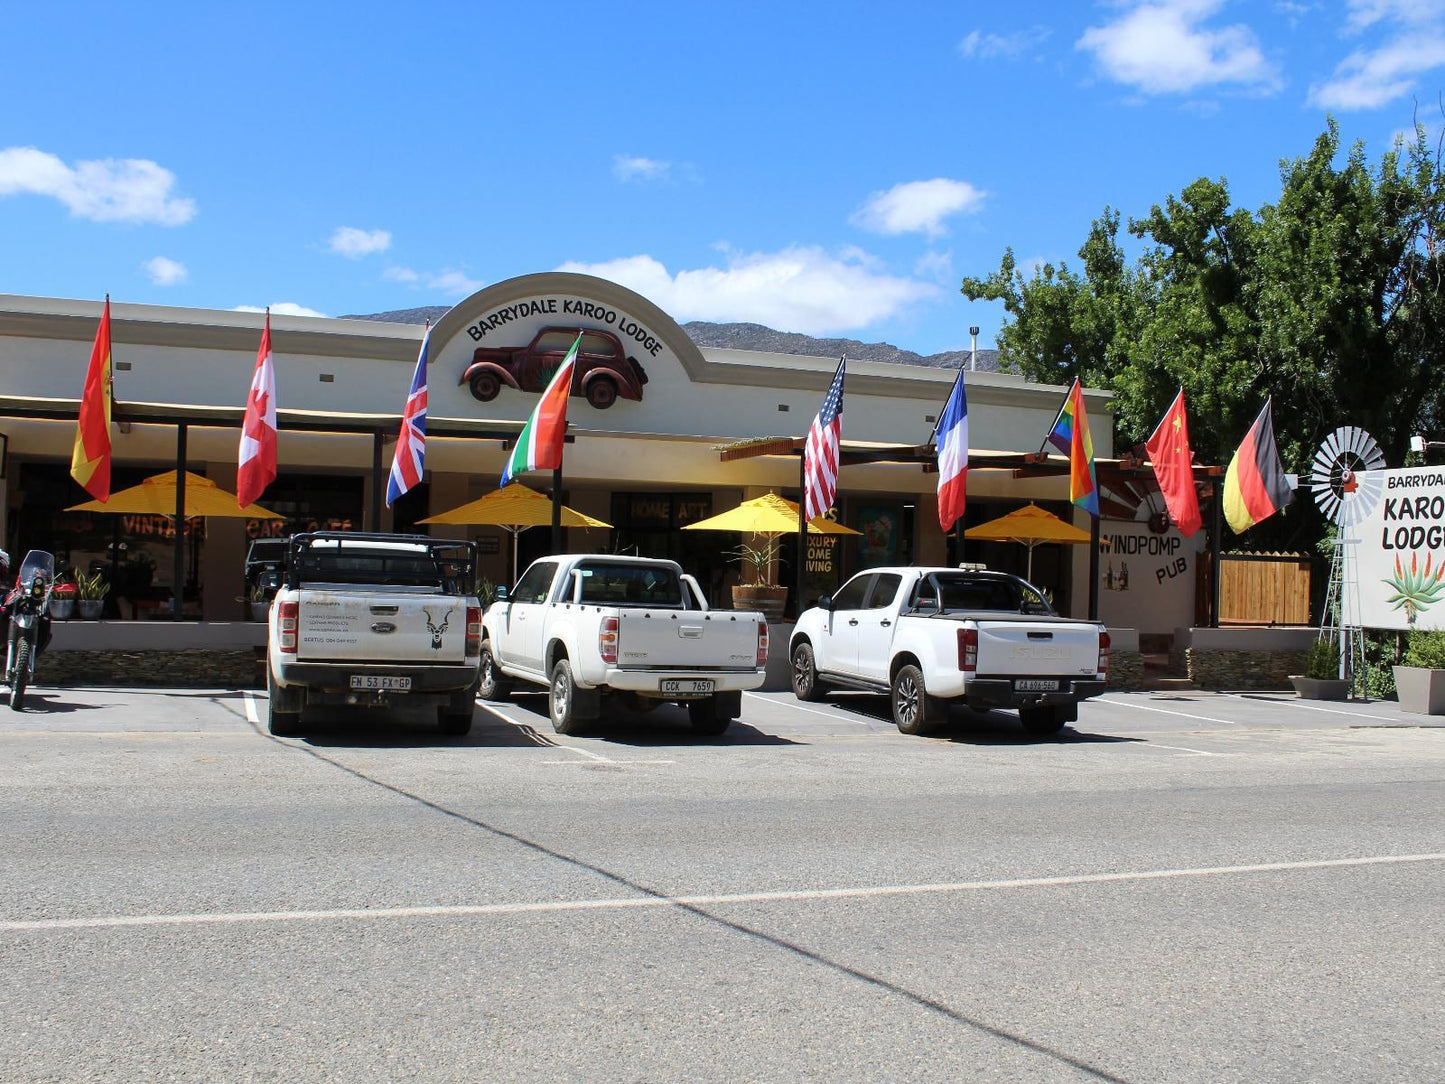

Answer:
[935,369,968,532]
[386,324,430,506]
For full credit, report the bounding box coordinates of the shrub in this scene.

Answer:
[1302,638,1340,680]
[1403,628,1445,669]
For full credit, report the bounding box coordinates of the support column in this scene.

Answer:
[171,423,188,619]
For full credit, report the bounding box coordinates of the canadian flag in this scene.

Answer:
[237,312,278,508]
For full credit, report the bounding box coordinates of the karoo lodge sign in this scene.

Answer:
[1346,467,1445,630]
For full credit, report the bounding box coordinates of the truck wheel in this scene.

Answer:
[468,371,501,402]
[266,666,303,738]
[549,659,597,736]
[688,691,740,737]
[1019,706,1066,738]
[891,664,944,735]
[478,642,510,701]
[585,377,618,409]
[791,642,828,702]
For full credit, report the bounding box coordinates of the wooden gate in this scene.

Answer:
[1214,551,1314,626]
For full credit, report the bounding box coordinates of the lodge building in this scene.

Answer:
[0,272,1197,637]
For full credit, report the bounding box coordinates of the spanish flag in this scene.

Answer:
[70,297,114,502]
[1223,398,1293,533]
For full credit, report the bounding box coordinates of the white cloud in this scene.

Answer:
[1076,1,1280,95]
[142,256,187,286]
[328,226,391,258]
[914,250,955,282]
[958,26,1051,60]
[0,146,195,225]
[233,303,328,318]
[1312,2,1445,109]
[851,179,986,239]
[383,265,482,295]
[613,155,672,182]
[555,248,939,337]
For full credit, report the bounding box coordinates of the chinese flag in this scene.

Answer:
[1144,387,1203,537]
[70,297,114,501]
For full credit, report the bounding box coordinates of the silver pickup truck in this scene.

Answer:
[479,554,768,736]
[789,567,1108,736]
[265,533,482,738]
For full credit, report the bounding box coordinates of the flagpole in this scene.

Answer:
[172,423,187,620]
[795,452,807,619]
[551,465,563,554]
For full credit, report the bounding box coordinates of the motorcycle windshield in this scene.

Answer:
[16,551,54,584]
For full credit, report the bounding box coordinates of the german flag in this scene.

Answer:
[1224,398,1293,533]
[70,296,114,502]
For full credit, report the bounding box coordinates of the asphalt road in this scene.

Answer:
[1,684,1442,1082]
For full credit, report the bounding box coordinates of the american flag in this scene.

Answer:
[386,323,430,506]
[803,356,846,521]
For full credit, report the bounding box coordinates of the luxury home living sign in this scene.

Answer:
[1345,467,1445,631]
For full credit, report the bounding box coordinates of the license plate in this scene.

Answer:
[662,678,714,696]
[1015,679,1059,692]
[350,675,412,691]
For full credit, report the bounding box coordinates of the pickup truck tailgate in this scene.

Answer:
[975,619,1100,676]
[296,591,469,663]
[616,610,760,670]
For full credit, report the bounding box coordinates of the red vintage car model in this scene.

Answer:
[459,327,649,409]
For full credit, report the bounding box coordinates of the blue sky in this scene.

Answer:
[3,1,1442,356]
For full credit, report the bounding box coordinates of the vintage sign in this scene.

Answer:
[1095,519,1198,635]
[1344,467,1445,630]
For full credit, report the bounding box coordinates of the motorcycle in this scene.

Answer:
[5,550,55,711]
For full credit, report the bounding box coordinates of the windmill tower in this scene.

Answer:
[1309,427,1386,694]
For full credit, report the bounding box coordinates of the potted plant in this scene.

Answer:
[1393,628,1445,714]
[241,582,269,621]
[74,570,108,619]
[729,536,788,623]
[49,577,76,620]
[1289,638,1350,700]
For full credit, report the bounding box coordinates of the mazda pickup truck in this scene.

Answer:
[265,532,482,738]
[479,554,768,736]
[789,567,1108,736]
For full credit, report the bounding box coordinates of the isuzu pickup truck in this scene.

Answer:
[265,532,482,738]
[789,567,1108,736]
[479,554,768,736]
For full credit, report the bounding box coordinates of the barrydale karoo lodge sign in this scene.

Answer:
[1347,467,1445,630]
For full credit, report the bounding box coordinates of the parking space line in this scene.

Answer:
[1227,693,1400,721]
[743,691,875,725]
[8,852,1440,933]
[474,702,613,761]
[243,692,259,726]
[1096,696,1242,726]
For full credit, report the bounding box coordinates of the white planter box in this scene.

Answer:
[1392,665,1445,715]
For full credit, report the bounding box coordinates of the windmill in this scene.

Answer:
[1309,426,1386,693]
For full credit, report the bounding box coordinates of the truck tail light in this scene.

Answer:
[756,622,769,667]
[1098,630,1111,677]
[465,606,481,657]
[958,627,978,672]
[278,600,299,654]
[599,616,619,665]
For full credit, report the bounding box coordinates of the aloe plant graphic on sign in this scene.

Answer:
[1383,552,1445,625]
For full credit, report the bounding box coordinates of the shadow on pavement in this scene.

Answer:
[818,693,1139,745]
[2,691,107,715]
[495,692,801,747]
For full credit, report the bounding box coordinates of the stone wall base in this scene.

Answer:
[39,649,262,688]
[1107,650,1143,690]
[1187,648,1305,690]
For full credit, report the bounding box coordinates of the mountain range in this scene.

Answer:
[344,306,999,372]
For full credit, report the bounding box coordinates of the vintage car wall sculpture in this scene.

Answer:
[460,326,649,408]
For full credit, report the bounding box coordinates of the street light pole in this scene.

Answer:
[968,325,979,372]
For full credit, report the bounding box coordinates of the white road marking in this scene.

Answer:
[475,702,612,761]
[1096,696,1242,726]
[744,691,874,725]
[243,693,259,726]
[1226,693,1401,721]
[1139,742,1228,757]
[7,852,1441,933]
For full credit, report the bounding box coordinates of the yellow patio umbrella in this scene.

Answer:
[419,482,611,581]
[964,502,1091,580]
[680,492,861,536]
[67,470,282,518]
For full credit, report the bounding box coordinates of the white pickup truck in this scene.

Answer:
[479,554,768,736]
[265,532,482,738]
[789,567,1108,736]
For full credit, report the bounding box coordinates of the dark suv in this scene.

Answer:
[460,326,648,409]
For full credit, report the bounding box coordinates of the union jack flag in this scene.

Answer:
[386,323,430,506]
[803,356,846,521]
